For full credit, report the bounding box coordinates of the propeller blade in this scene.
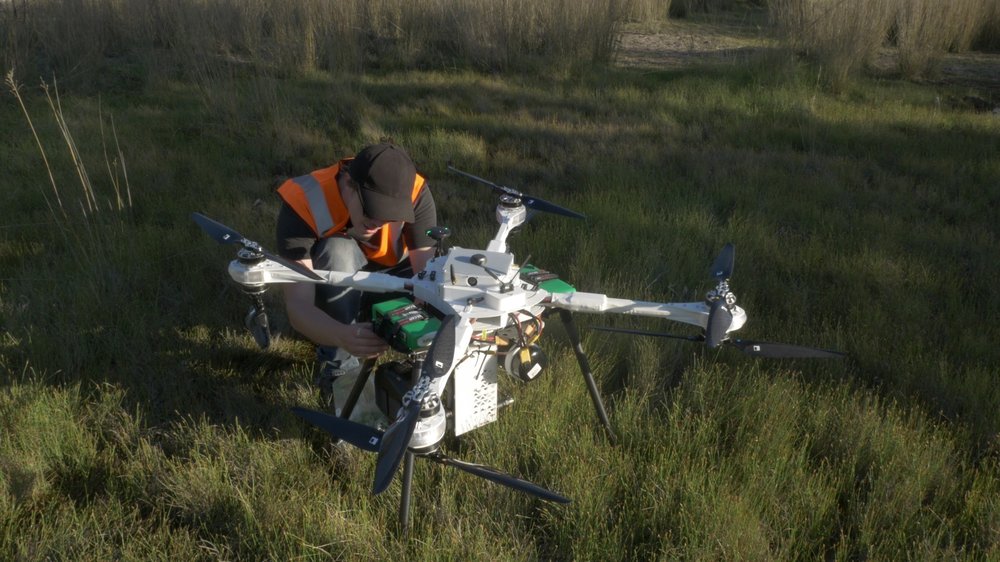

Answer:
[447,165,520,198]
[244,306,271,349]
[447,165,585,220]
[372,315,462,494]
[705,299,733,349]
[424,452,571,504]
[192,212,324,281]
[592,326,703,343]
[521,196,587,220]
[424,315,458,379]
[291,407,384,452]
[729,339,848,359]
[261,249,325,281]
[192,212,248,245]
[373,399,420,493]
[709,243,735,281]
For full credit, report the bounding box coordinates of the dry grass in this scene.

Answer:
[769,0,1000,86]
[894,0,991,77]
[769,0,898,86]
[1,0,631,83]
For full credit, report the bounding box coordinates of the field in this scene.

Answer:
[2,1,1000,560]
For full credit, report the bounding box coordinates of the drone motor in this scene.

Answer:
[409,395,447,454]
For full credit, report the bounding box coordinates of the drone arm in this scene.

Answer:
[545,291,747,332]
[325,270,412,293]
[228,258,411,293]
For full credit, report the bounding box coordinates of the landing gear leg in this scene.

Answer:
[397,357,423,535]
[558,310,616,443]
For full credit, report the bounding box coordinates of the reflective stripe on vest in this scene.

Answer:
[295,172,336,235]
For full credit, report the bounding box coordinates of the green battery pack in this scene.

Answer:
[519,265,575,294]
[372,298,441,352]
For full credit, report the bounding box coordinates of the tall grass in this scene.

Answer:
[2,70,153,384]
[770,0,1000,84]
[624,0,672,22]
[1,0,631,83]
[894,0,992,76]
[971,0,1000,51]
[769,0,898,86]
[6,0,996,90]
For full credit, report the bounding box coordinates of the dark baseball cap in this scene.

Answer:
[348,143,417,222]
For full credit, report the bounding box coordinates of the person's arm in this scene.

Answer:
[281,258,388,358]
[276,202,388,357]
[405,184,438,273]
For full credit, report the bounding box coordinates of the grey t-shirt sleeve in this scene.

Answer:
[403,186,438,249]
[275,202,317,261]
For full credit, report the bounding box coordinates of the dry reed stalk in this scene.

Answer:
[5,68,66,219]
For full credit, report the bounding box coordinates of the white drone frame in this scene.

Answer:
[194,167,802,533]
[224,193,747,421]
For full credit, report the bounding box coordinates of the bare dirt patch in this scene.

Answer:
[615,16,772,69]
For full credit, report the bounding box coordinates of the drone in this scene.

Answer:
[192,165,845,532]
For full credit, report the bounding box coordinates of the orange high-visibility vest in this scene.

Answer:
[277,159,426,266]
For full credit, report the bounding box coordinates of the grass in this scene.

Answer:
[2,12,1000,560]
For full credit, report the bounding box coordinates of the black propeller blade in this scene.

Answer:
[593,326,703,343]
[424,452,571,504]
[291,407,383,452]
[705,299,733,349]
[293,408,571,503]
[191,212,247,245]
[191,212,324,281]
[594,326,846,359]
[447,165,586,220]
[423,314,459,378]
[373,315,460,494]
[729,339,847,359]
[373,399,421,493]
[244,306,272,349]
[710,243,735,281]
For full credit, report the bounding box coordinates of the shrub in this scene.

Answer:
[769,0,897,87]
[769,0,999,84]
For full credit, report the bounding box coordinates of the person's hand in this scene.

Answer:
[337,322,388,358]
